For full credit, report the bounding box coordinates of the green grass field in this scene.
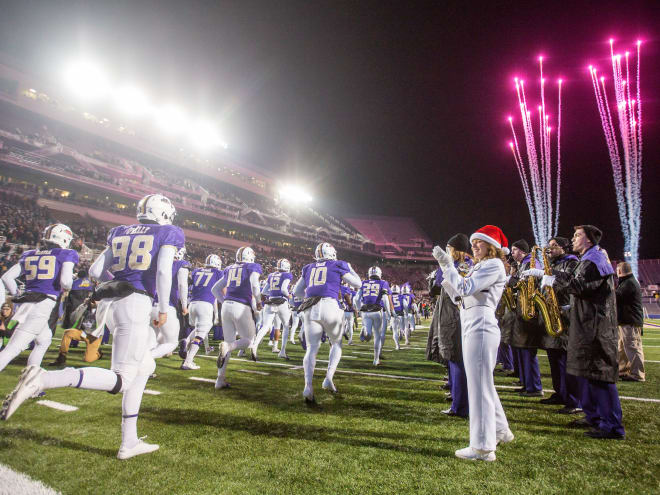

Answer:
[1,319,659,494]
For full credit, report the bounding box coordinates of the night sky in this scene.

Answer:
[1,0,659,257]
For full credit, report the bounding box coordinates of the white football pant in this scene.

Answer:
[216,301,257,385]
[254,303,291,354]
[361,311,384,365]
[149,305,180,359]
[183,301,214,366]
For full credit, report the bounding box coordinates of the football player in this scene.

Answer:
[181,254,223,369]
[212,246,262,389]
[292,242,361,401]
[150,246,190,359]
[252,258,293,360]
[1,194,184,460]
[390,285,408,350]
[355,267,392,365]
[340,282,357,345]
[0,224,78,371]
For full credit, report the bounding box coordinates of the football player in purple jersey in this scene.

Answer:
[355,266,393,366]
[290,293,304,345]
[252,258,294,360]
[1,194,184,460]
[181,254,224,369]
[401,285,416,339]
[390,285,408,350]
[149,246,190,360]
[340,283,357,345]
[0,224,78,371]
[212,246,262,389]
[292,242,361,402]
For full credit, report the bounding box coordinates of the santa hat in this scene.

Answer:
[470,225,509,255]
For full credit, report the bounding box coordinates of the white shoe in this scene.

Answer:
[180,363,200,370]
[347,340,353,345]
[322,377,337,393]
[1,366,45,421]
[395,343,401,350]
[216,342,231,369]
[268,340,274,347]
[455,447,496,462]
[373,359,380,366]
[271,345,280,353]
[289,338,296,344]
[237,349,245,358]
[117,438,160,460]
[277,352,290,360]
[248,345,258,362]
[496,428,515,445]
[215,379,231,390]
[303,387,315,403]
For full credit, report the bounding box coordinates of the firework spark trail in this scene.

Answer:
[589,40,643,276]
[507,59,563,246]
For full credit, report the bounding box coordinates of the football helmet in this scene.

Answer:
[391,285,400,294]
[402,285,411,294]
[277,258,291,272]
[175,247,187,261]
[314,242,336,261]
[42,223,73,249]
[137,194,176,225]
[205,254,222,269]
[368,266,382,279]
[236,246,256,263]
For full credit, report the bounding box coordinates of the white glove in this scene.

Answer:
[522,268,544,278]
[541,275,556,289]
[432,246,452,267]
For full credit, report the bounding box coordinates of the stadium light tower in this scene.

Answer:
[278,184,312,203]
[63,60,109,100]
[155,104,188,134]
[189,119,223,150]
[114,85,151,117]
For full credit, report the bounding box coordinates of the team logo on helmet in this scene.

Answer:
[42,223,74,249]
[391,285,400,294]
[175,247,187,261]
[277,258,291,272]
[136,194,176,225]
[368,266,382,279]
[205,254,222,269]
[314,242,337,261]
[236,246,256,263]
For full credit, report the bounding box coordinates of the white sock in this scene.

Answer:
[121,373,149,449]
[326,341,342,382]
[42,367,117,391]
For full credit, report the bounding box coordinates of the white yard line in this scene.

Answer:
[237,369,270,376]
[0,463,61,495]
[35,400,78,412]
[143,389,162,395]
[189,377,215,384]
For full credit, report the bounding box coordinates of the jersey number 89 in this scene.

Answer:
[111,235,153,272]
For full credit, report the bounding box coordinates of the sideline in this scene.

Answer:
[0,463,61,495]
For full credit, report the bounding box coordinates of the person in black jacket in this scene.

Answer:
[616,262,645,382]
[528,225,625,439]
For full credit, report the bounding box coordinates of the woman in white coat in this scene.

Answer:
[432,225,514,461]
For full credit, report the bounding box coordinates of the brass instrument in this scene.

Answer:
[539,246,564,337]
[496,260,517,318]
[515,247,539,321]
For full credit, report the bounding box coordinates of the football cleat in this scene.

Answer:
[496,428,515,445]
[180,363,200,370]
[117,438,160,460]
[1,366,45,421]
[216,342,231,370]
[322,378,337,394]
[455,447,496,462]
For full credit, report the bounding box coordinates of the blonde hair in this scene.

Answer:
[480,243,505,262]
[451,250,472,263]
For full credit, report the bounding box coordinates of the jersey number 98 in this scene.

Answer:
[111,235,154,272]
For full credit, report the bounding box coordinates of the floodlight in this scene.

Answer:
[279,184,312,203]
[115,86,151,116]
[63,60,109,100]
[189,119,222,150]
[155,104,188,134]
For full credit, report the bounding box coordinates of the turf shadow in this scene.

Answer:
[0,427,117,457]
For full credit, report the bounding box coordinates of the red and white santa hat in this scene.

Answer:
[470,225,509,255]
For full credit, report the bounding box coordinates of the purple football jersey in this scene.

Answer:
[155,259,191,308]
[359,279,389,306]
[301,260,350,299]
[392,293,404,312]
[266,271,293,299]
[340,285,356,311]
[190,267,224,304]
[19,247,79,297]
[106,223,185,297]
[224,262,263,305]
[379,279,392,308]
[71,277,93,292]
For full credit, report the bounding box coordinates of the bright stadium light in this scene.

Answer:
[63,60,109,100]
[114,85,151,116]
[155,104,188,134]
[189,119,222,150]
[279,184,312,203]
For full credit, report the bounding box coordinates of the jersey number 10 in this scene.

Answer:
[308,266,327,287]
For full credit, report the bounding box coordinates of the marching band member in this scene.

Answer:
[525,225,625,439]
[293,243,361,401]
[506,239,544,397]
[433,225,513,461]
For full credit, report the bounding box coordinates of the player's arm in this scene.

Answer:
[341,271,361,289]
[281,278,291,298]
[1,263,22,296]
[249,272,262,311]
[402,296,409,317]
[382,294,391,314]
[154,245,176,327]
[89,248,114,282]
[59,262,75,291]
[293,276,306,299]
[178,267,189,314]
[211,275,228,303]
[353,288,363,311]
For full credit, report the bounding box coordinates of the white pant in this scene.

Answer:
[0,298,56,371]
[254,302,291,351]
[460,306,509,451]
[302,298,344,395]
[149,305,180,359]
[343,312,354,341]
[380,311,390,340]
[217,301,257,382]
[362,311,384,363]
[189,301,214,339]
